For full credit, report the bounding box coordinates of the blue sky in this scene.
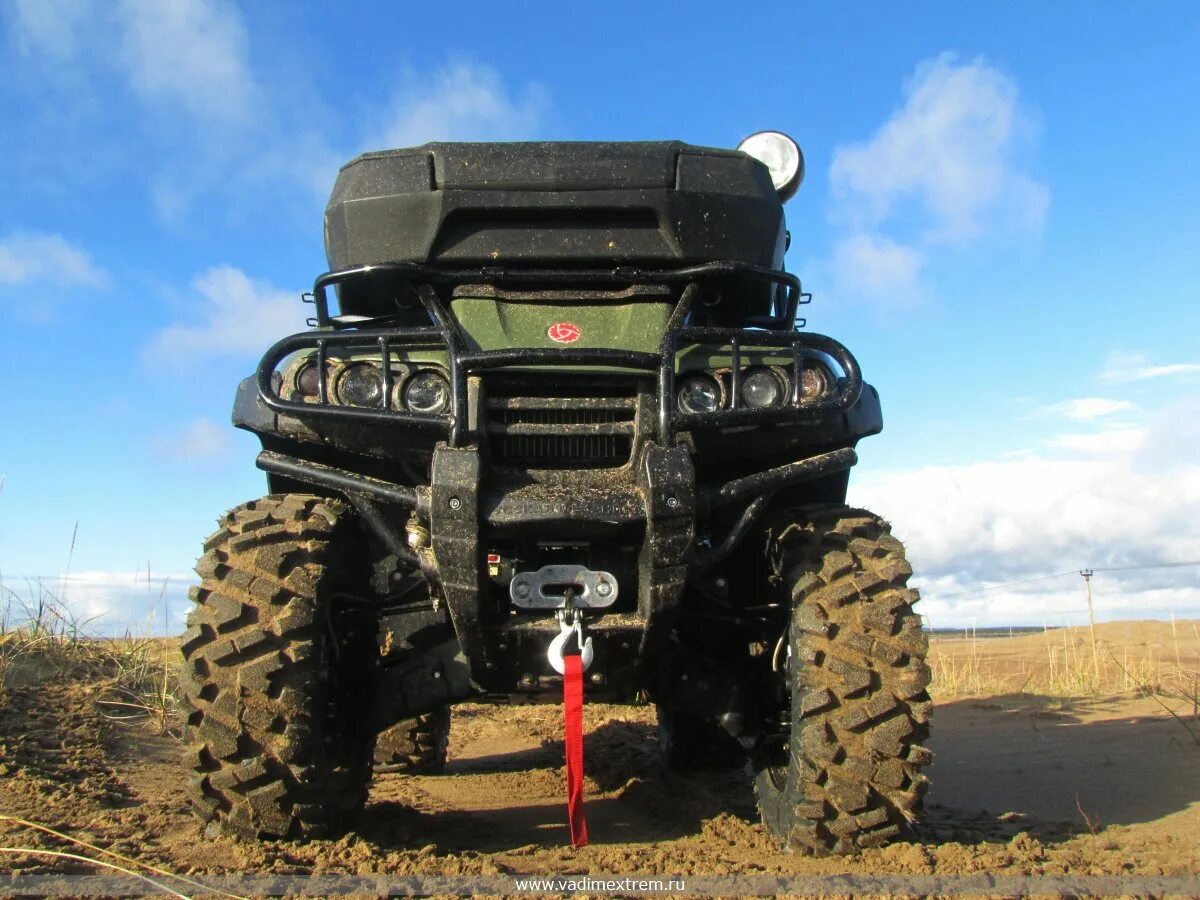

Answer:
[1,1,1198,632]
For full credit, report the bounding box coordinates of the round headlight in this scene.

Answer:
[336,362,384,407]
[736,131,804,201]
[677,375,722,415]
[295,361,323,398]
[740,368,787,408]
[800,364,832,400]
[403,371,450,415]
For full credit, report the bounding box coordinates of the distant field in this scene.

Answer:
[929,618,1200,699]
[929,625,1051,639]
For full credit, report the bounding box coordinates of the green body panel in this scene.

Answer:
[289,298,796,380]
[448,299,670,355]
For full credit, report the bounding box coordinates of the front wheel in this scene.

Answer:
[179,494,376,840]
[753,506,932,854]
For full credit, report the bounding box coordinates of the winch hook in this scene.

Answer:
[548,605,593,674]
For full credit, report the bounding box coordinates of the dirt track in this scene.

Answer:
[1,628,1199,893]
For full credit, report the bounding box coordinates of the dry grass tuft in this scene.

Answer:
[0,580,180,735]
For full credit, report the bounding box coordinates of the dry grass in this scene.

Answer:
[0,583,209,895]
[0,580,180,735]
[0,814,247,899]
[929,621,1200,721]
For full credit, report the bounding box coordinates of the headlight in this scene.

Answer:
[336,362,384,407]
[740,367,787,408]
[402,371,450,415]
[677,375,722,415]
[295,361,324,398]
[736,131,804,201]
[799,364,833,401]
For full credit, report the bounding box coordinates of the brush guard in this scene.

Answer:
[253,260,863,446]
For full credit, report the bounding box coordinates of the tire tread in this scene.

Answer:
[755,505,932,855]
[180,493,373,840]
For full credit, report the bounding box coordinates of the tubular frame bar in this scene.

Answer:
[256,450,420,507]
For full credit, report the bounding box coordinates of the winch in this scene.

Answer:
[509,565,615,675]
[508,564,619,610]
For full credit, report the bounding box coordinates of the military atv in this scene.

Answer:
[179,132,931,854]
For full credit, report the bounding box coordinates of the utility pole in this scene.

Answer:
[1080,570,1100,688]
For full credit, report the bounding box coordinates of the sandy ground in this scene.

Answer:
[1,621,1198,894]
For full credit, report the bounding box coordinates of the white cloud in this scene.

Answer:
[1132,364,1200,379]
[829,233,925,305]
[5,0,268,220]
[1131,363,1200,380]
[1099,352,1200,383]
[850,401,1200,626]
[144,266,303,366]
[915,577,1200,631]
[115,0,256,125]
[1041,397,1136,421]
[0,232,109,289]
[831,53,1048,243]
[375,62,546,150]
[10,0,256,127]
[2,570,193,636]
[1134,394,1200,474]
[10,0,93,59]
[152,417,231,461]
[824,54,1046,308]
[8,2,546,222]
[1046,425,1144,456]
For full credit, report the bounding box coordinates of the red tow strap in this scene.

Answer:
[563,653,589,847]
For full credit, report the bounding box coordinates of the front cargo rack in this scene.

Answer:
[255,261,862,446]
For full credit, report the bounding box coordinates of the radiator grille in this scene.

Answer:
[486,394,636,468]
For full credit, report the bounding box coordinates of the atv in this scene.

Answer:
[179,132,931,854]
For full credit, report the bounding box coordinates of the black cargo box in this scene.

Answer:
[323,141,786,272]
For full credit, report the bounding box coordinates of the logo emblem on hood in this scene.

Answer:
[547,322,581,344]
